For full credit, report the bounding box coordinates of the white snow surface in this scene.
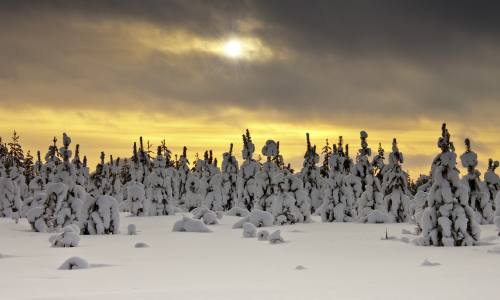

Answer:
[1,215,500,299]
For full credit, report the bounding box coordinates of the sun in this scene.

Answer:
[223,39,242,58]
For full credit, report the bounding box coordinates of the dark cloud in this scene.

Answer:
[0,0,499,128]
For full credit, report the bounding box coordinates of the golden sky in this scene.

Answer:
[0,1,499,178]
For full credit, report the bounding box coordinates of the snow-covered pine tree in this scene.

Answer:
[41,137,60,184]
[203,151,224,211]
[176,146,190,207]
[460,138,493,224]
[354,131,384,222]
[127,143,148,216]
[23,150,35,186]
[320,138,332,178]
[372,143,386,183]
[236,129,262,211]
[417,123,480,246]
[88,152,112,197]
[318,137,358,222]
[147,146,175,215]
[256,139,280,212]
[52,133,85,228]
[381,138,411,223]
[221,143,238,210]
[484,159,500,216]
[7,130,24,170]
[0,176,22,218]
[78,194,120,235]
[299,133,322,213]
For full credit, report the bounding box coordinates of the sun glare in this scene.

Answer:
[223,39,242,58]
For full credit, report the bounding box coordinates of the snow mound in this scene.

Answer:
[135,242,150,248]
[366,210,393,224]
[295,265,307,270]
[128,224,137,235]
[49,225,80,247]
[401,229,413,235]
[421,258,440,267]
[242,222,257,238]
[257,230,269,241]
[173,216,212,233]
[59,257,89,270]
[226,207,250,218]
[269,230,285,244]
[232,209,274,229]
[192,207,219,225]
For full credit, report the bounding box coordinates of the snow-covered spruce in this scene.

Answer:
[183,173,203,212]
[460,139,493,224]
[354,131,386,223]
[298,133,323,213]
[485,159,500,216]
[172,215,211,233]
[176,146,190,207]
[255,140,279,212]
[146,147,175,216]
[318,137,358,222]
[78,194,120,235]
[221,143,239,210]
[236,130,262,211]
[49,224,80,247]
[58,257,89,270]
[0,177,22,218]
[232,209,274,228]
[27,182,71,232]
[380,138,412,223]
[127,180,148,216]
[416,123,480,246]
[203,170,224,211]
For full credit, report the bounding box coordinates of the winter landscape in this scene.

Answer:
[2,1,500,299]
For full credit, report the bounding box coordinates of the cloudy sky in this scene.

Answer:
[0,0,499,176]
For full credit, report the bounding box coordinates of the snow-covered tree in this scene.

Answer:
[236,129,262,211]
[354,131,384,222]
[0,177,22,218]
[299,133,323,213]
[318,137,358,222]
[176,146,190,207]
[320,138,332,178]
[88,152,112,197]
[372,143,386,183]
[484,159,500,214]
[146,147,175,215]
[78,194,120,235]
[221,143,238,210]
[460,138,493,224]
[256,139,280,212]
[381,138,411,223]
[417,123,480,246]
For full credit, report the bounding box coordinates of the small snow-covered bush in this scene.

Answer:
[366,210,392,224]
[78,195,120,235]
[242,222,257,238]
[49,224,80,247]
[127,181,148,216]
[257,230,269,241]
[232,209,274,229]
[269,230,285,244]
[0,177,22,218]
[191,207,219,225]
[172,216,211,233]
[226,206,250,218]
[59,256,89,270]
[127,224,137,235]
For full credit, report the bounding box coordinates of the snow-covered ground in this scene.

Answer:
[1,214,500,300]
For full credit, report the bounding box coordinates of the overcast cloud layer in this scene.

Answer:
[0,0,499,173]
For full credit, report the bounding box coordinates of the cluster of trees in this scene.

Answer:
[0,124,499,246]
